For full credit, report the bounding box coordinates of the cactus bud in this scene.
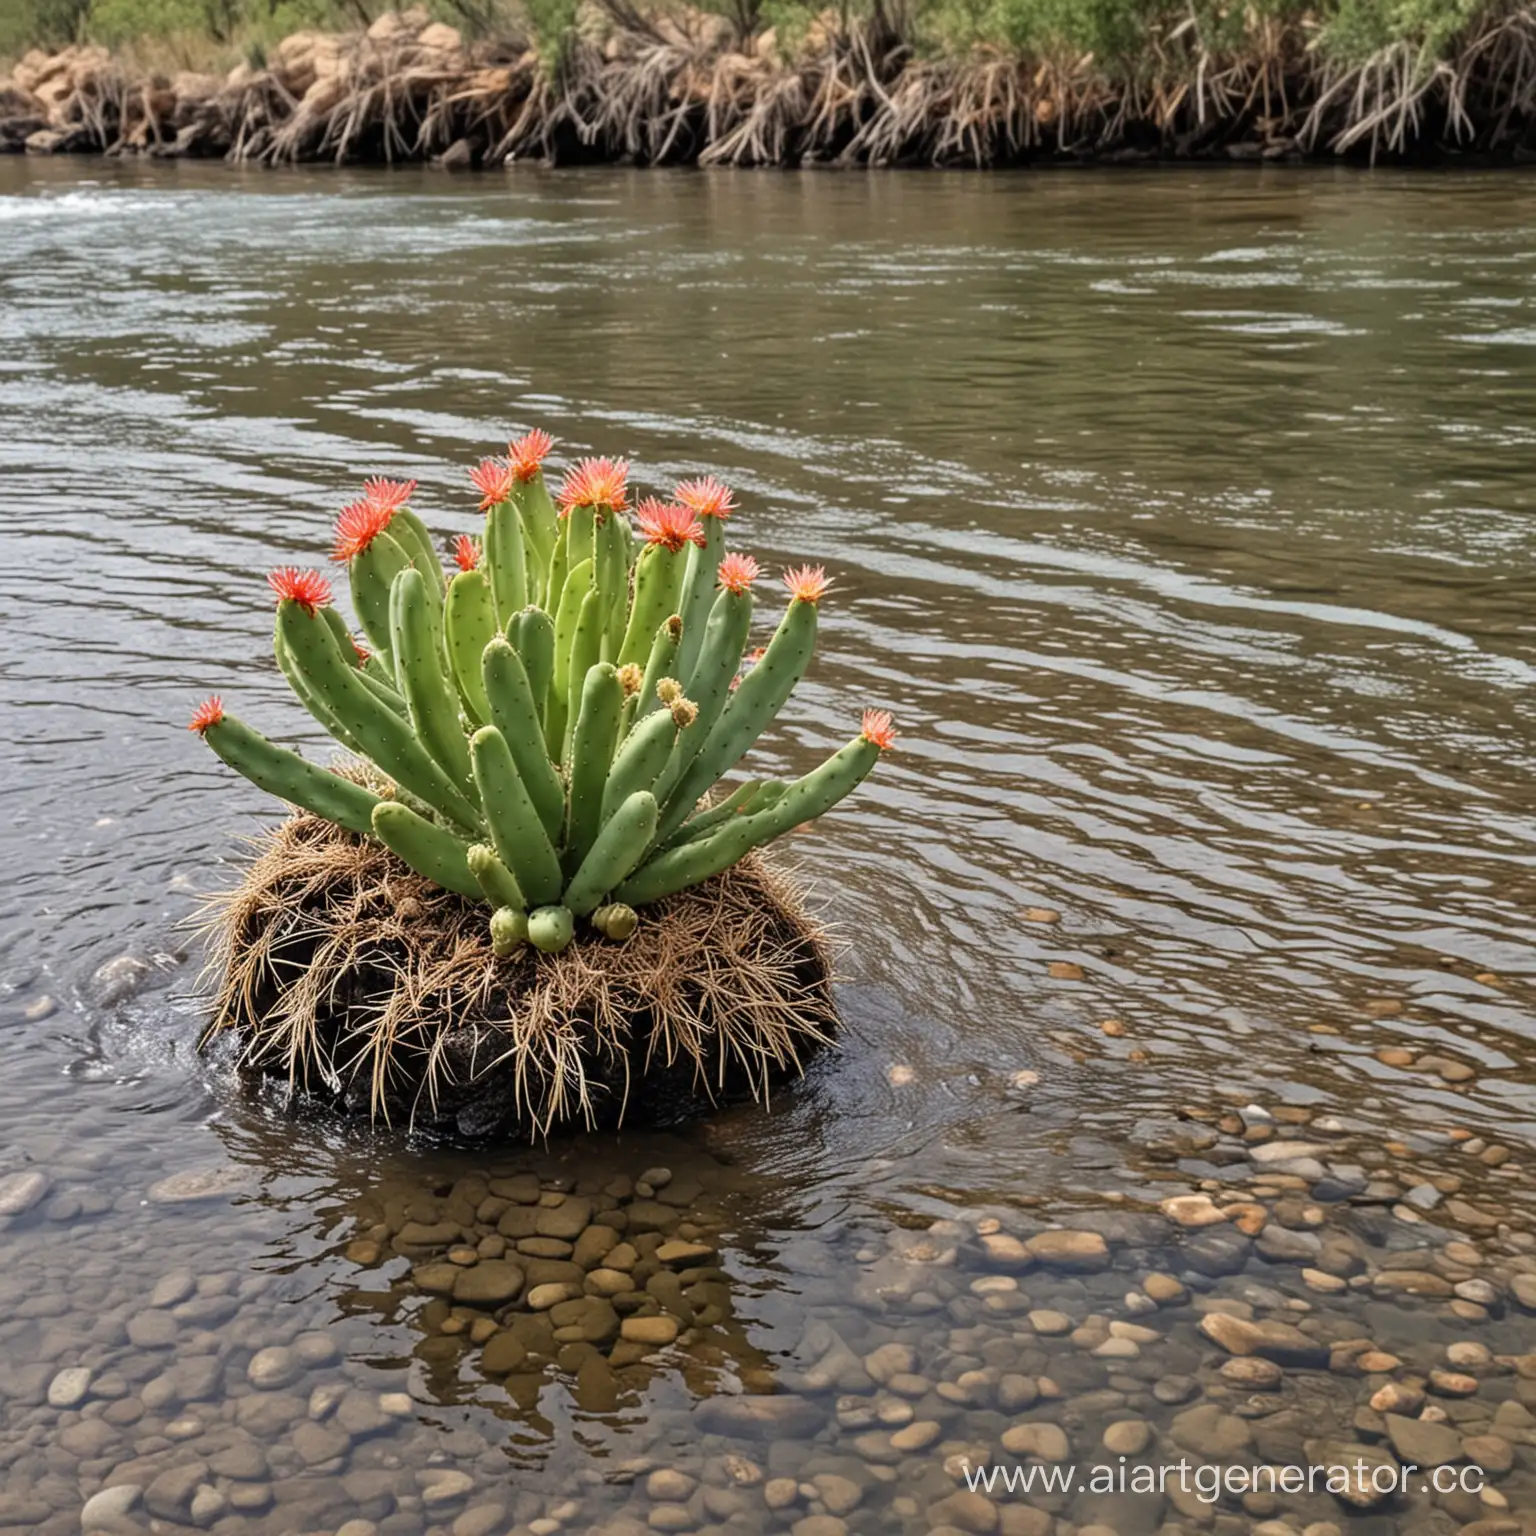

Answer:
[617,663,644,697]
[664,614,683,641]
[656,677,683,705]
[592,902,638,941]
[670,698,698,729]
[490,906,528,956]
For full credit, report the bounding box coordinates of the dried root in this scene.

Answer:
[197,812,837,1140]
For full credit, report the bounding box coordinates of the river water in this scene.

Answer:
[1,160,1534,1536]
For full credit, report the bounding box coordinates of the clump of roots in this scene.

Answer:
[10,4,1536,167]
[198,813,837,1140]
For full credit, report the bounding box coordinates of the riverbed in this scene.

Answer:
[0,159,1533,1536]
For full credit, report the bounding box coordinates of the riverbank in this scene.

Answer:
[6,3,1536,169]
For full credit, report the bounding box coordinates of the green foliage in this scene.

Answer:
[4,0,1501,78]
[87,0,242,45]
[1,0,91,57]
[192,441,891,956]
[1320,0,1484,64]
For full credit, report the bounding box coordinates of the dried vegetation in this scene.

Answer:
[6,2,1536,166]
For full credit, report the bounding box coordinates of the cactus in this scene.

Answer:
[190,443,893,957]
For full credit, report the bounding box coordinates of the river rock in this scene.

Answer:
[144,1461,207,1521]
[1025,1230,1110,1271]
[146,1165,249,1204]
[1161,1194,1229,1228]
[621,1315,679,1346]
[247,1346,299,1390]
[1103,1418,1152,1455]
[81,1484,143,1528]
[1170,1403,1253,1458]
[1302,1439,1399,1510]
[1000,1421,1070,1459]
[1198,1313,1324,1365]
[419,1468,475,1506]
[0,1169,49,1215]
[1384,1413,1463,1468]
[453,1260,524,1306]
[47,1365,92,1407]
[694,1394,822,1438]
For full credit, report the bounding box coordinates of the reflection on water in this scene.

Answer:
[1,158,1535,1534]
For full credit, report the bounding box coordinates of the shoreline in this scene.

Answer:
[6,8,1536,172]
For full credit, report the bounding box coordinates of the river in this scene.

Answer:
[1,159,1533,1536]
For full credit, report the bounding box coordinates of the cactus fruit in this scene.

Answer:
[591,902,638,940]
[527,904,575,953]
[490,905,529,957]
[191,445,893,958]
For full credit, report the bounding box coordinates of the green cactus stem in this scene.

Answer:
[278,597,482,834]
[527,904,574,954]
[371,801,481,901]
[390,508,446,592]
[469,725,564,906]
[591,902,638,941]
[662,779,786,848]
[481,639,564,844]
[347,528,414,663]
[467,842,526,912]
[653,588,818,844]
[483,498,528,625]
[564,663,624,871]
[444,568,497,727]
[564,790,658,916]
[636,614,684,724]
[596,511,630,659]
[274,626,366,757]
[562,588,607,763]
[201,712,382,836]
[600,707,677,823]
[490,905,528,957]
[674,515,726,683]
[567,503,598,575]
[620,729,879,906]
[616,543,686,669]
[542,520,570,617]
[650,584,752,810]
[548,554,593,753]
[514,474,558,595]
[509,607,556,726]
[390,567,477,797]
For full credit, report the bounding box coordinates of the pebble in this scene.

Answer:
[1102,1418,1151,1455]
[247,1346,299,1389]
[420,1469,476,1505]
[0,1168,50,1215]
[81,1485,142,1529]
[47,1365,92,1407]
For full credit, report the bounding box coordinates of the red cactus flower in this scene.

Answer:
[674,475,736,520]
[716,552,759,594]
[508,428,553,482]
[188,695,225,734]
[783,563,830,604]
[268,566,332,614]
[331,497,396,562]
[351,639,371,665]
[861,709,896,751]
[634,497,705,552]
[557,456,629,516]
[453,534,481,572]
[745,646,767,663]
[362,476,417,513]
[469,458,515,511]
